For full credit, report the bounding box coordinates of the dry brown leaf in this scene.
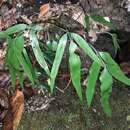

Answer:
[0,0,3,7]
[39,3,50,18]
[0,89,8,121]
[2,88,24,130]
[71,6,85,25]
[0,8,17,31]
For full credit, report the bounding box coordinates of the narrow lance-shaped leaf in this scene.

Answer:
[14,35,34,84]
[29,31,50,76]
[50,34,67,92]
[23,48,36,80]
[13,35,24,70]
[5,36,14,65]
[100,52,130,86]
[86,61,101,107]
[0,31,8,38]
[17,54,35,84]
[90,14,115,30]
[17,71,24,88]
[100,67,113,117]
[5,24,27,35]
[69,40,78,54]
[5,37,20,70]
[111,34,120,55]
[69,53,82,101]
[9,65,17,88]
[83,15,90,31]
[14,35,24,54]
[71,33,102,65]
[31,25,43,31]
[0,24,27,38]
[5,37,19,87]
[69,42,82,101]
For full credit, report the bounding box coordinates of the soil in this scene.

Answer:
[18,81,130,130]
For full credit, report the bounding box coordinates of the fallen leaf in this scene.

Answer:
[0,8,17,31]
[2,88,24,130]
[39,3,50,18]
[71,8,85,25]
[0,0,3,7]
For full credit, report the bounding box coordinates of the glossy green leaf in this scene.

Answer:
[5,37,20,70]
[9,65,17,88]
[100,67,113,117]
[69,40,78,54]
[14,35,24,54]
[83,15,90,30]
[17,71,24,88]
[5,37,14,65]
[13,35,24,70]
[111,33,120,55]
[0,24,27,38]
[86,61,101,107]
[17,54,34,84]
[5,24,27,35]
[100,52,130,86]
[90,14,115,29]
[50,34,67,92]
[10,50,20,70]
[14,35,34,84]
[0,31,7,38]
[51,40,58,51]
[69,53,82,101]
[71,33,102,65]
[6,35,35,86]
[23,48,36,80]
[31,25,43,31]
[69,42,82,101]
[29,31,50,76]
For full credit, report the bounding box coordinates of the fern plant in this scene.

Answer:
[0,15,130,117]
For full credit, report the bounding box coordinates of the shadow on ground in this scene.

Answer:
[18,82,130,130]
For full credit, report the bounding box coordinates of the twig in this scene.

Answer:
[63,78,71,91]
[56,86,64,93]
[20,15,32,25]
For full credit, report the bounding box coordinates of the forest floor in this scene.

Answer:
[18,81,130,130]
[1,1,130,130]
